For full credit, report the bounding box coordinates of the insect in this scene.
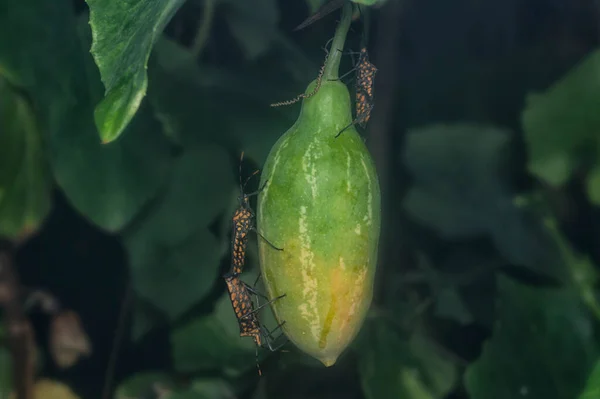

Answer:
[231,152,283,275]
[223,272,287,375]
[335,47,377,138]
[270,47,330,108]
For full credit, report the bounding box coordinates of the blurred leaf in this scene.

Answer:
[86,0,186,142]
[305,0,328,13]
[465,276,598,399]
[131,297,166,342]
[351,0,387,5]
[435,289,473,325]
[50,21,173,232]
[9,379,81,399]
[412,254,475,326]
[124,145,234,247]
[127,227,222,321]
[0,344,11,398]
[0,2,173,233]
[115,372,175,399]
[149,38,296,165]
[522,49,600,189]
[221,0,279,60]
[165,379,236,399]
[171,294,256,375]
[515,194,600,318]
[544,217,600,319]
[359,321,457,399]
[0,78,52,240]
[51,101,173,232]
[0,0,81,96]
[586,165,600,206]
[123,145,234,320]
[579,360,600,399]
[403,124,565,280]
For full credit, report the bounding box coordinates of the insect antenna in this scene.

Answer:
[238,151,260,197]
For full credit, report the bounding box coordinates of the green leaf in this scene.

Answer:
[0,78,52,240]
[522,49,600,187]
[171,293,256,375]
[0,3,173,233]
[579,360,600,399]
[127,228,222,321]
[123,145,234,320]
[86,0,187,142]
[149,38,297,165]
[124,145,234,247]
[0,0,81,95]
[52,102,173,232]
[49,18,173,232]
[221,0,279,60]
[305,0,328,13]
[465,276,598,399]
[359,321,457,399]
[165,379,236,399]
[351,0,386,5]
[115,372,175,399]
[131,297,166,342]
[402,124,565,280]
[586,165,600,206]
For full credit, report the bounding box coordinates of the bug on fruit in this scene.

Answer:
[335,47,377,138]
[223,272,287,375]
[231,152,283,275]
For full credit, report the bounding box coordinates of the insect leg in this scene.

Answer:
[335,121,356,138]
[251,227,283,251]
[240,293,287,320]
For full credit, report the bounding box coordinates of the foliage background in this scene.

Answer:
[2,0,600,398]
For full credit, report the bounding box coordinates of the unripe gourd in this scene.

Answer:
[257,5,381,367]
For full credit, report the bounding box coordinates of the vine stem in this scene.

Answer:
[323,2,354,81]
[191,0,216,59]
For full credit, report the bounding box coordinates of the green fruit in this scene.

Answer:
[257,74,381,366]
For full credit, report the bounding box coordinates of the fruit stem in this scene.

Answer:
[323,2,353,81]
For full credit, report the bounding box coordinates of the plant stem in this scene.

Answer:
[191,0,216,59]
[323,2,353,81]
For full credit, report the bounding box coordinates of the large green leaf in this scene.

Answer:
[52,18,173,232]
[465,276,598,399]
[127,227,222,321]
[123,144,234,320]
[0,0,81,96]
[402,124,565,281]
[149,38,297,165]
[359,320,457,399]
[86,0,186,142]
[0,78,52,240]
[579,360,600,399]
[522,49,600,203]
[0,3,173,232]
[51,102,174,232]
